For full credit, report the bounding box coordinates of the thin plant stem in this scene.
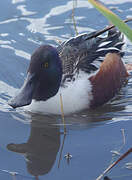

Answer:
[58,133,66,168]
[121,129,125,146]
[96,148,132,180]
[60,93,66,134]
[58,94,67,168]
[72,0,78,36]
[117,128,126,152]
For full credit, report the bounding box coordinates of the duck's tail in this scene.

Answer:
[96,27,124,57]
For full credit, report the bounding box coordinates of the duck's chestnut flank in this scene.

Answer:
[89,53,129,108]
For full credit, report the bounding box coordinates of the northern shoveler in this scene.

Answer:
[8,28,130,114]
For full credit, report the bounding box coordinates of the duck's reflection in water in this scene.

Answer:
[6,95,127,177]
[7,114,60,176]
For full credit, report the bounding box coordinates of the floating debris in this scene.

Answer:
[64,152,72,159]
[64,152,72,164]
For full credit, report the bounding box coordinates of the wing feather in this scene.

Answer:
[57,28,124,75]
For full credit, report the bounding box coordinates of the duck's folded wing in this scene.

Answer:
[57,29,124,74]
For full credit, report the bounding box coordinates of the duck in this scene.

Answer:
[8,27,130,115]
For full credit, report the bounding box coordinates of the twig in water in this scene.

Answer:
[111,128,126,157]
[116,128,126,153]
[60,93,66,134]
[121,129,125,146]
[96,147,132,180]
[72,0,78,36]
[58,133,66,168]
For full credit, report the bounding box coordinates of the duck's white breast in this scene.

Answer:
[25,72,93,115]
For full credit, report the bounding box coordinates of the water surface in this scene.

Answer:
[0,0,132,180]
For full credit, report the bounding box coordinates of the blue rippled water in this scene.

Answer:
[0,1,132,180]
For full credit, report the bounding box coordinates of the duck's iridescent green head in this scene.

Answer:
[8,45,62,108]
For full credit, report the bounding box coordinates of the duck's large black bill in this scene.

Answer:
[8,73,36,108]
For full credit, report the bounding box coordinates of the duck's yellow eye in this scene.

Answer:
[44,62,49,68]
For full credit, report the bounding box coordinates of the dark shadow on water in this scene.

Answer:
[7,114,61,177]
